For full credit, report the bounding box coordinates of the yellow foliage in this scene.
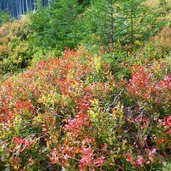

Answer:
[94,55,102,72]
[38,92,60,108]
[112,102,124,120]
[122,140,127,151]
[88,99,99,122]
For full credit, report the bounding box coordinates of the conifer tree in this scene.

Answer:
[120,0,148,44]
[85,0,154,46]
[30,0,84,50]
[48,0,84,48]
[85,0,124,46]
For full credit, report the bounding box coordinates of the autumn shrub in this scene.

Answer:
[124,25,171,69]
[0,16,34,75]
[152,27,171,52]
[0,47,171,170]
[0,48,114,170]
[123,58,171,169]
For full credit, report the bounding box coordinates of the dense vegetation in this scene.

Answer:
[0,0,171,170]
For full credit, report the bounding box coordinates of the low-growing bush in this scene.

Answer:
[0,16,34,75]
[0,48,170,170]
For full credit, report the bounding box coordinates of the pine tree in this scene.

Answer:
[47,0,84,48]
[120,0,154,44]
[30,0,84,50]
[85,0,154,46]
[85,0,122,46]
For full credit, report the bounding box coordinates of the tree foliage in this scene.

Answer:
[0,10,10,25]
[30,0,84,50]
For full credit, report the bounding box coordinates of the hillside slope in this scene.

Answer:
[0,0,171,170]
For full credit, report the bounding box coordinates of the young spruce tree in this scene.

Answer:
[48,0,84,49]
[86,0,122,46]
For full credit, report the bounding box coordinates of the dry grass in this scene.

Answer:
[164,11,171,19]
[144,0,171,7]
[144,0,160,7]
